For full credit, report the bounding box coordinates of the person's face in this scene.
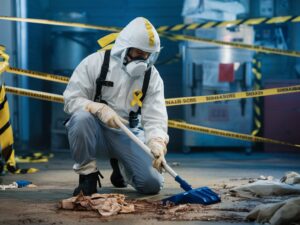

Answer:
[127,48,150,62]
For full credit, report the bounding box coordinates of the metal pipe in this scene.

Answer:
[16,0,29,143]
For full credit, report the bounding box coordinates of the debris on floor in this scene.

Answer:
[57,172,300,221]
[225,172,300,224]
[229,171,300,198]
[0,180,36,190]
[229,180,300,198]
[258,175,274,181]
[59,193,135,217]
[59,193,246,221]
[246,197,300,225]
[0,182,17,190]
[128,199,245,222]
[280,171,300,184]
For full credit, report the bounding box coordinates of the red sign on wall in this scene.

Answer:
[219,63,234,82]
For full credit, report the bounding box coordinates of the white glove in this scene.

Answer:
[85,102,128,129]
[147,138,167,173]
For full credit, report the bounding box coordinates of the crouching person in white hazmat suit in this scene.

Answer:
[63,17,169,196]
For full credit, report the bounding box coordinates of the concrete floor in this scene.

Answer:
[1,151,300,225]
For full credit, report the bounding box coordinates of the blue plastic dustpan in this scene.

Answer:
[162,184,221,205]
[161,171,221,205]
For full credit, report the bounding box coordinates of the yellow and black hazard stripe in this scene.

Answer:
[0,45,9,74]
[156,15,300,32]
[251,55,263,137]
[2,15,300,33]
[168,120,300,149]
[161,32,300,58]
[16,152,54,163]
[2,16,300,58]
[0,85,38,174]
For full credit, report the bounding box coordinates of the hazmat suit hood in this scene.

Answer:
[111,17,161,66]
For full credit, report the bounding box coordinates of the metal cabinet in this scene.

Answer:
[182,26,255,152]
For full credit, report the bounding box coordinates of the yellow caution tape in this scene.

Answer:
[3,48,300,106]
[0,16,120,32]
[3,45,299,106]
[2,15,300,34]
[161,32,300,58]
[4,85,300,149]
[4,77,300,107]
[1,47,70,84]
[6,67,69,84]
[1,16,299,57]
[155,15,300,32]
[165,85,300,106]
[168,120,300,149]
[5,86,64,103]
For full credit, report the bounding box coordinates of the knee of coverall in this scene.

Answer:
[134,172,164,195]
[67,110,96,132]
[67,110,98,161]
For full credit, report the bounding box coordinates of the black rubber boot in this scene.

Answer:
[110,158,127,188]
[73,171,103,196]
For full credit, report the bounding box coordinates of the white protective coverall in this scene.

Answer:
[63,17,169,194]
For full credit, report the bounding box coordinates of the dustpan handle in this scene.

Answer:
[116,120,178,178]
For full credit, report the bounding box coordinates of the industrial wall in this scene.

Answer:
[3,0,184,151]
[1,0,300,152]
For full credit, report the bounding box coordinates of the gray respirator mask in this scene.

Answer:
[123,50,149,78]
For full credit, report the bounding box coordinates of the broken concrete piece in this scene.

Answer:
[59,193,135,217]
[230,180,300,198]
[246,197,300,225]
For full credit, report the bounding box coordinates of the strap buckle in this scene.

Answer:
[129,111,139,128]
